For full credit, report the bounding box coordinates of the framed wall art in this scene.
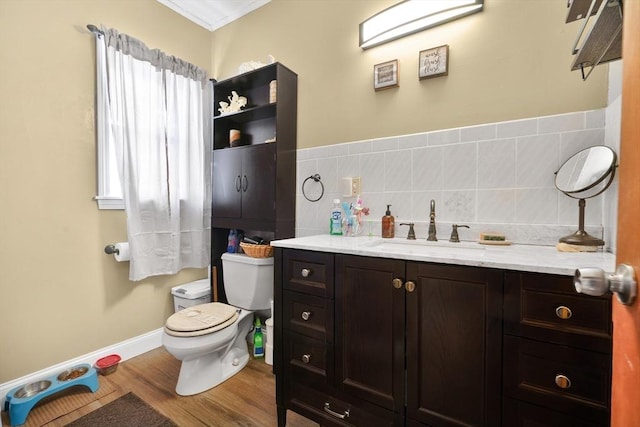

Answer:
[373,59,399,91]
[419,45,449,80]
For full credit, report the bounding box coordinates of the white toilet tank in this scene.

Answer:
[221,253,273,310]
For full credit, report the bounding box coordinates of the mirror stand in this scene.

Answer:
[555,145,616,247]
[559,198,605,246]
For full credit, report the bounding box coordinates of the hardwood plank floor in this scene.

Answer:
[45,347,318,426]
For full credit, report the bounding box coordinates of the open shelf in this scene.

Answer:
[569,0,622,79]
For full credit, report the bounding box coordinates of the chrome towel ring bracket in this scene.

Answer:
[302,174,324,202]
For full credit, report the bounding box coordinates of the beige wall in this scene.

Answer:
[0,0,609,383]
[211,0,609,149]
[0,0,211,382]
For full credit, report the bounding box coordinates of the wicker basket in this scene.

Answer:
[240,242,274,258]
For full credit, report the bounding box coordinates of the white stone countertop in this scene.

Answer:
[270,235,616,276]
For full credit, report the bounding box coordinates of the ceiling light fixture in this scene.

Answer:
[359,0,484,49]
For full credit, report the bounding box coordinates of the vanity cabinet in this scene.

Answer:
[275,249,503,426]
[503,271,612,426]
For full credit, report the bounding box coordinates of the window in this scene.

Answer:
[90,26,212,280]
[94,35,124,210]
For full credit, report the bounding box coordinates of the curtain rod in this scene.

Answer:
[87,24,104,36]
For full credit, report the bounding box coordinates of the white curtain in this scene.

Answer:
[97,27,212,281]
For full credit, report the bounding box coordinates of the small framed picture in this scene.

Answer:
[419,45,449,80]
[373,60,399,91]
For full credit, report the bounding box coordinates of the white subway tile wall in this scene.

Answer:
[295,109,618,249]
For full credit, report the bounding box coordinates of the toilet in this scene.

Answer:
[162,253,273,396]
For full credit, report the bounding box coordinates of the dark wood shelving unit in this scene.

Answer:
[211,63,297,302]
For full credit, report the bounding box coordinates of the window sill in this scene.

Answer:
[95,196,124,210]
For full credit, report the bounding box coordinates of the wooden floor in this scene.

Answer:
[44,347,318,426]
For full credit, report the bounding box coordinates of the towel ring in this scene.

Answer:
[302,174,324,202]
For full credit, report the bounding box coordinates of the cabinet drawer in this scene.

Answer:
[503,397,608,427]
[284,249,334,298]
[503,336,610,425]
[283,291,333,341]
[504,271,612,352]
[285,331,331,384]
[287,381,396,427]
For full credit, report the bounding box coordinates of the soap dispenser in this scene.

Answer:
[382,204,395,238]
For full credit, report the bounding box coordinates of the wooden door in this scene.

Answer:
[405,263,502,427]
[612,2,640,426]
[334,255,405,414]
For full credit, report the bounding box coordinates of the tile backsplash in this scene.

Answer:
[295,109,618,250]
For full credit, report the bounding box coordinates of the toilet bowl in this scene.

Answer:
[162,253,273,396]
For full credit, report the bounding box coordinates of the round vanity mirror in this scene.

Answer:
[555,145,616,195]
[555,145,617,246]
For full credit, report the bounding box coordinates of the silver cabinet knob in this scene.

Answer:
[301,311,312,321]
[555,305,572,319]
[301,354,311,364]
[301,268,311,278]
[574,264,637,305]
[555,374,572,389]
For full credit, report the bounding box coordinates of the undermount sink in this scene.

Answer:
[365,238,486,255]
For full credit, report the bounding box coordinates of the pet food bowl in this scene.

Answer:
[13,380,52,399]
[95,354,121,375]
[6,364,99,426]
[57,366,89,381]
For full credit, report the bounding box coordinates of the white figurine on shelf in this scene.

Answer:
[218,101,229,114]
[218,91,248,114]
[238,55,275,74]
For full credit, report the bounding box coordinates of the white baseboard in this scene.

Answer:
[0,328,163,409]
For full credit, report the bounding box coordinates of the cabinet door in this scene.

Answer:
[405,262,502,427]
[212,144,276,223]
[241,143,276,222]
[212,148,242,219]
[335,255,405,414]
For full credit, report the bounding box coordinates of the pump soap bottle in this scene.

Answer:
[382,204,395,238]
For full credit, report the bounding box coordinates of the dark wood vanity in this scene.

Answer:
[273,247,612,427]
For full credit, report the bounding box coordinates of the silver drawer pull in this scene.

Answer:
[555,305,573,320]
[555,374,572,389]
[301,354,311,364]
[301,268,311,277]
[301,311,312,321]
[323,402,350,419]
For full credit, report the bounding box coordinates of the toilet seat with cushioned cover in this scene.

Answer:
[165,302,239,337]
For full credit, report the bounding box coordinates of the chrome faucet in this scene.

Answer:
[427,199,437,241]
